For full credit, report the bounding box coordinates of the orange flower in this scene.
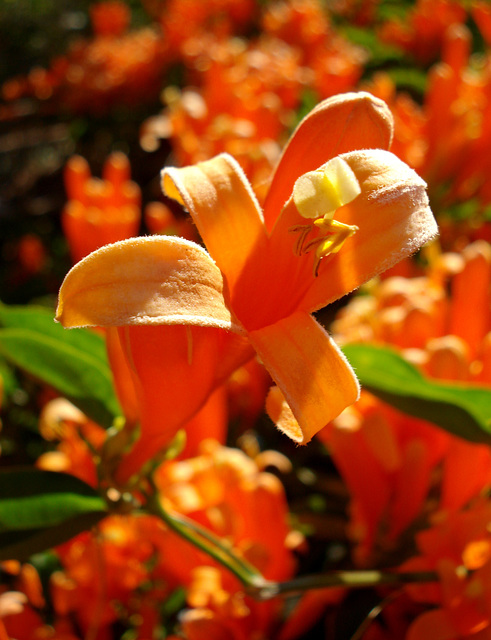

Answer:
[159,0,256,53]
[0,591,44,640]
[317,391,449,564]
[1,18,169,115]
[365,22,491,220]
[35,398,106,487]
[144,201,197,241]
[46,442,296,640]
[261,0,366,98]
[378,0,466,65]
[152,440,297,640]
[140,38,303,186]
[328,240,491,562]
[62,152,141,263]
[403,500,491,640]
[90,1,130,37]
[52,515,161,638]
[56,92,437,482]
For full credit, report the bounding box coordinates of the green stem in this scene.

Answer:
[144,483,268,589]
[249,569,439,600]
[142,478,439,601]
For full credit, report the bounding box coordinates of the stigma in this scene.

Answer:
[289,157,360,276]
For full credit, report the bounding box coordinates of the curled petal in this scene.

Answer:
[250,311,360,443]
[300,149,438,313]
[264,92,394,231]
[56,235,239,331]
[162,153,267,293]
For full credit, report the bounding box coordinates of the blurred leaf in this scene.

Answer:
[0,469,107,560]
[442,198,482,223]
[161,586,186,617]
[29,550,62,589]
[292,89,321,130]
[343,344,491,445]
[0,353,18,399]
[0,303,108,364]
[342,25,404,66]
[0,327,120,428]
[385,67,427,95]
[376,0,412,22]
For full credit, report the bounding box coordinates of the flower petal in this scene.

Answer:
[407,609,458,640]
[115,324,253,483]
[105,326,140,427]
[263,92,394,231]
[56,235,238,331]
[300,149,438,313]
[249,311,360,443]
[180,386,228,458]
[161,153,267,292]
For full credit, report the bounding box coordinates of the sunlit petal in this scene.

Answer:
[250,311,360,443]
[300,149,438,313]
[263,92,394,231]
[56,235,238,331]
[162,153,267,292]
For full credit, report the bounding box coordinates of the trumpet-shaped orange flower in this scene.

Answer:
[327,240,491,563]
[378,0,466,65]
[403,499,491,640]
[62,152,141,263]
[1,13,169,116]
[56,92,437,482]
[35,398,106,487]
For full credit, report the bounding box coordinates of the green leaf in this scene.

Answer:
[385,67,427,96]
[0,353,17,399]
[0,303,120,426]
[0,469,108,560]
[376,0,412,22]
[341,25,405,66]
[343,344,491,445]
[0,303,108,364]
[0,327,121,428]
[291,89,321,131]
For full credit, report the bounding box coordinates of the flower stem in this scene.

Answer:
[143,479,269,589]
[142,477,439,601]
[249,569,439,600]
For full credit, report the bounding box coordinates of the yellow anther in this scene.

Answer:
[308,220,359,277]
[293,157,361,220]
[313,220,359,257]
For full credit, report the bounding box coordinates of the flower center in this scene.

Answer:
[289,157,360,276]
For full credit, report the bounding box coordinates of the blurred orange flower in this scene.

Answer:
[43,441,296,640]
[62,152,141,263]
[36,398,106,487]
[403,500,491,640]
[2,8,168,115]
[378,0,466,65]
[328,240,491,562]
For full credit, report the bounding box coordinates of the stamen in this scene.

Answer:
[289,221,359,276]
[312,221,358,277]
[289,157,361,277]
[303,235,327,254]
[289,224,313,256]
